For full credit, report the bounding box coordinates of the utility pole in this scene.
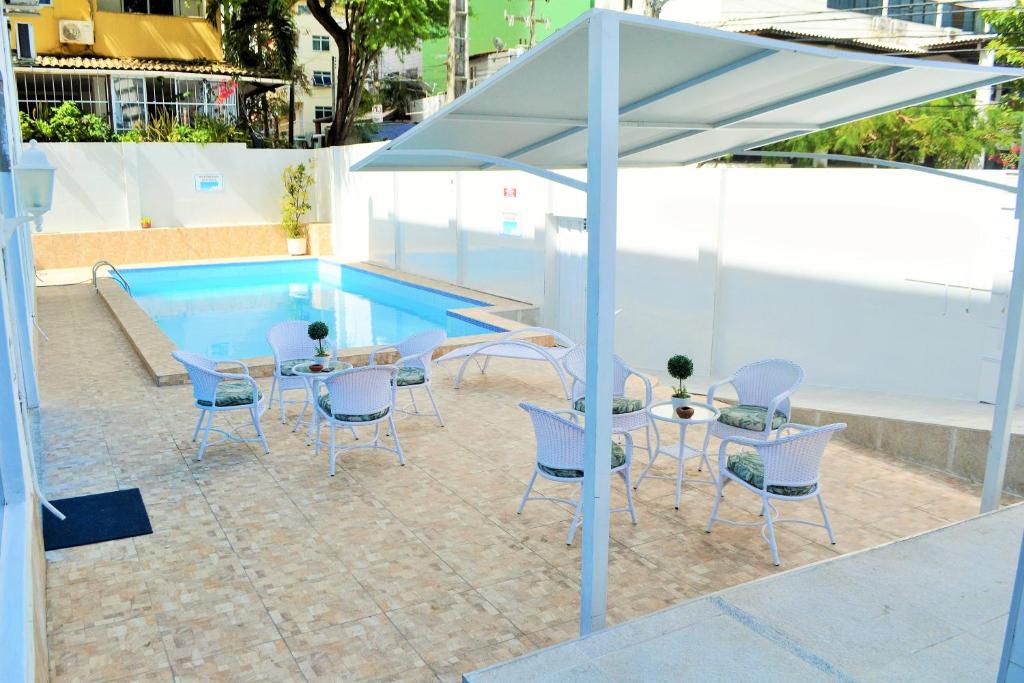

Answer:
[447,0,469,102]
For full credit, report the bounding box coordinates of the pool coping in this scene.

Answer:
[95,258,547,386]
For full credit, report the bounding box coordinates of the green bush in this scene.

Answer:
[667,354,694,398]
[21,102,113,143]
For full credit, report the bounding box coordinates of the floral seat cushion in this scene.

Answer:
[396,367,426,386]
[539,442,626,479]
[198,380,261,407]
[718,404,787,432]
[573,396,644,415]
[726,452,816,496]
[279,359,315,376]
[317,394,389,422]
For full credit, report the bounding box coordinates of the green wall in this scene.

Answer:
[422,0,594,93]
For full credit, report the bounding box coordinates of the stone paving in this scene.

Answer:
[37,284,1009,682]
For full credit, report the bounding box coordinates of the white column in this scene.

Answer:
[580,10,618,637]
[982,152,1024,513]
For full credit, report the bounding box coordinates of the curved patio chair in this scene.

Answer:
[313,365,404,476]
[171,350,269,461]
[517,402,637,545]
[701,359,804,457]
[562,345,654,458]
[266,320,337,424]
[706,422,846,565]
[370,329,446,426]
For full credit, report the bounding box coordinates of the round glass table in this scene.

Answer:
[636,400,721,510]
[289,360,353,445]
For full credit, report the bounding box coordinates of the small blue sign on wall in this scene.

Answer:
[194,173,224,192]
[502,212,520,236]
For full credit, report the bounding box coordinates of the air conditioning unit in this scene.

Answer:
[59,20,94,45]
[14,22,34,61]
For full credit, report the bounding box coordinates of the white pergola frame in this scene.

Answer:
[353,9,1024,636]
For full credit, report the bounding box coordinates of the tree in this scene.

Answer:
[207,0,300,143]
[305,0,447,145]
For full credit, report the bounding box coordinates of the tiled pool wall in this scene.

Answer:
[96,260,544,386]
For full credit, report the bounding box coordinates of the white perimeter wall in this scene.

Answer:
[334,142,1019,404]
[40,139,1019,403]
[39,142,333,232]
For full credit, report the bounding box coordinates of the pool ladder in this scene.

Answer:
[92,260,132,295]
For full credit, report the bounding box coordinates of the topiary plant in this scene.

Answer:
[667,354,694,399]
[307,321,330,357]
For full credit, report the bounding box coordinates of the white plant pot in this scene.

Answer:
[287,237,307,256]
[671,396,690,410]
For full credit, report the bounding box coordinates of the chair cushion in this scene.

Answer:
[317,394,389,422]
[718,404,787,432]
[726,451,816,496]
[539,443,626,479]
[396,367,426,386]
[573,396,644,415]
[198,380,261,407]
[279,359,314,376]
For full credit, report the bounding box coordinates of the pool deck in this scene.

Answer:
[36,283,1020,682]
[84,258,543,385]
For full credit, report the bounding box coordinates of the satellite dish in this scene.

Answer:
[493,36,505,51]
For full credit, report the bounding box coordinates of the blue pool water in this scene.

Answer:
[123,259,500,359]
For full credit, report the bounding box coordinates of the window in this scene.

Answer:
[312,71,332,87]
[100,0,203,17]
[297,3,310,13]
[826,0,881,16]
[312,35,330,51]
[314,106,333,119]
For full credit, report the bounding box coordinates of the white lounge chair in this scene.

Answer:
[266,320,337,424]
[517,402,637,545]
[171,350,269,461]
[370,329,446,426]
[706,422,845,565]
[313,366,405,476]
[434,327,577,398]
[562,345,654,458]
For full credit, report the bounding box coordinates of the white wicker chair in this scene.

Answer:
[370,329,446,426]
[562,346,654,458]
[171,350,269,461]
[701,359,805,458]
[706,422,846,565]
[517,402,637,545]
[313,365,404,476]
[266,320,337,424]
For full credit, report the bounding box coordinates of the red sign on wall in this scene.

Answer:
[503,187,517,198]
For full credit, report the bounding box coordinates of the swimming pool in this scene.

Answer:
[123,259,501,359]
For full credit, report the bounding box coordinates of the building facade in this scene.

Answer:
[8,0,247,133]
[291,2,337,141]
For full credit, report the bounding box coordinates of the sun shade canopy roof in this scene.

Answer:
[352,10,1023,177]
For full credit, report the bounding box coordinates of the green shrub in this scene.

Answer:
[667,354,694,398]
[21,102,113,142]
[281,161,314,240]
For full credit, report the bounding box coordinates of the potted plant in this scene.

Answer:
[281,161,314,256]
[667,354,694,410]
[140,216,152,229]
[308,321,331,371]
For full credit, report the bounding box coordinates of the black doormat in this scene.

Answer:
[42,488,153,551]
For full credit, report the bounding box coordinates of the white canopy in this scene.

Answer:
[354,11,1022,177]
[353,8,1024,639]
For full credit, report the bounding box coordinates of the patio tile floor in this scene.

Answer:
[37,284,1017,682]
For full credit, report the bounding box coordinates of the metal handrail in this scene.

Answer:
[92,260,131,295]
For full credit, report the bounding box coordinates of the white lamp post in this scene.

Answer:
[12,139,55,232]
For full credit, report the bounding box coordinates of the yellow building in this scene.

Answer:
[8,0,265,132]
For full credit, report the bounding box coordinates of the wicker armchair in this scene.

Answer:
[266,320,337,424]
[171,350,269,461]
[313,365,404,476]
[370,329,446,426]
[517,402,637,545]
[562,345,654,457]
[706,422,845,565]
